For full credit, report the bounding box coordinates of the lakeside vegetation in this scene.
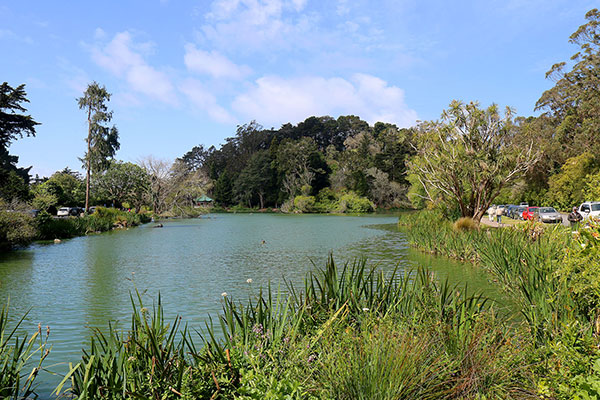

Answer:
[1,6,600,400]
[4,220,600,400]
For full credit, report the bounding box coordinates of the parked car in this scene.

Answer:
[535,207,563,224]
[578,202,600,220]
[505,205,515,218]
[523,206,539,221]
[69,207,84,216]
[57,207,71,217]
[513,206,527,220]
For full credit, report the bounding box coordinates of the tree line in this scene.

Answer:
[1,8,599,222]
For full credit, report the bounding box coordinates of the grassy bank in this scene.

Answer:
[399,211,600,398]
[0,207,152,249]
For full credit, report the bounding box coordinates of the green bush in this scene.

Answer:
[293,195,316,213]
[336,191,374,213]
[0,210,37,249]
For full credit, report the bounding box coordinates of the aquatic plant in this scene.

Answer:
[0,302,49,399]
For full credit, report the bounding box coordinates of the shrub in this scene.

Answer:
[336,192,374,213]
[0,210,37,249]
[453,216,478,231]
[293,195,316,213]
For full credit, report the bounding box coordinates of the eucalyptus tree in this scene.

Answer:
[536,8,600,158]
[408,101,537,221]
[78,82,120,211]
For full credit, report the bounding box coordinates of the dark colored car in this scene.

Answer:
[513,206,527,220]
[69,207,84,216]
[523,206,539,221]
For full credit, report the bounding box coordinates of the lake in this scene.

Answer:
[0,213,504,397]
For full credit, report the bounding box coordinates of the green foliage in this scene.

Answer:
[293,195,316,213]
[336,191,374,213]
[78,81,120,210]
[36,207,151,240]
[407,100,536,221]
[547,152,598,210]
[92,160,149,209]
[0,209,37,249]
[536,9,600,158]
[0,302,49,399]
[32,168,85,208]
[556,221,600,321]
[584,171,600,201]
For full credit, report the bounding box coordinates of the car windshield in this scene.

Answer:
[539,207,556,213]
[529,207,538,211]
[592,204,600,211]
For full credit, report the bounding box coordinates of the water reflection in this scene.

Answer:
[0,214,508,397]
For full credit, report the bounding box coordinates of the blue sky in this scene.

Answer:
[1,0,596,176]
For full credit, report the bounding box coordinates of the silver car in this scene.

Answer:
[535,207,562,224]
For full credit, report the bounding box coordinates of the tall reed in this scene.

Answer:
[0,302,49,399]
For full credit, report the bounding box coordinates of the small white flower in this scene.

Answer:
[362,307,370,312]
[581,243,587,249]
[246,279,253,284]
[221,292,228,297]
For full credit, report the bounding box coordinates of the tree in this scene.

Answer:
[0,83,40,202]
[139,156,172,214]
[407,101,537,222]
[92,161,149,210]
[31,168,85,208]
[78,82,120,211]
[535,9,600,158]
[168,159,213,212]
[0,82,39,151]
[234,150,277,208]
[277,138,323,199]
[547,152,598,210]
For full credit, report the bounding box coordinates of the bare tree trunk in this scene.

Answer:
[85,108,91,212]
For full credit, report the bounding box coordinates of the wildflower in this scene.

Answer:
[221,292,228,297]
[581,243,587,249]
[246,278,253,284]
[307,354,317,363]
[140,307,148,314]
[362,307,370,312]
[252,324,264,335]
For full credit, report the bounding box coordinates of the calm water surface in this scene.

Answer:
[0,213,504,396]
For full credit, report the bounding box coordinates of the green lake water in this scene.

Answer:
[0,213,507,397]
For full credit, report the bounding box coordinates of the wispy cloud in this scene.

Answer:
[184,44,251,79]
[89,31,178,105]
[179,78,235,123]
[232,74,418,127]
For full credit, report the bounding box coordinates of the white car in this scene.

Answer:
[57,207,71,217]
[578,202,600,220]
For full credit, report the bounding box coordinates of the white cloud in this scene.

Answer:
[90,31,177,105]
[198,0,314,52]
[184,44,251,79]
[180,78,235,123]
[232,74,417,127]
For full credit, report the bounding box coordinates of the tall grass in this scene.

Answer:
[0,302,49,399]
[57,292,188,399]
[41,255,535,398]
[36,207,152,240]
